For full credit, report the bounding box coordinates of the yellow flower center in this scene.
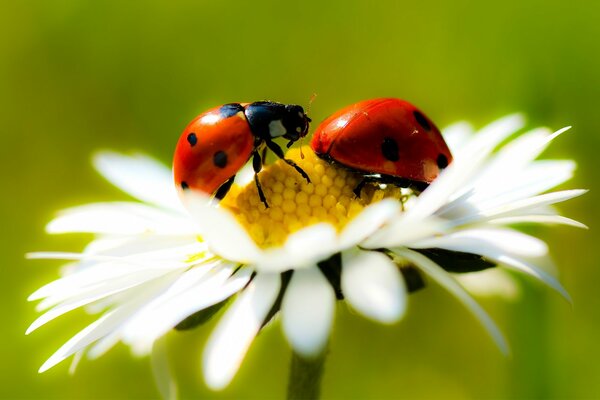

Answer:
[220,146,407,248]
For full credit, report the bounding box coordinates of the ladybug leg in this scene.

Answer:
[252,151,269,208]
[353,178,368,198]
[214,175,236,201]
[265,140,311,183]
[261,146,268,165]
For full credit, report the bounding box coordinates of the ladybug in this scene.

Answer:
[310,98,452,195]
[173,101,311,208]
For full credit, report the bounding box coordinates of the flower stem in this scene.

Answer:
[286,350,327,400]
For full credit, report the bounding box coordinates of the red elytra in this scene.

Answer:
[311,98,452,190]
[173,104,253,196]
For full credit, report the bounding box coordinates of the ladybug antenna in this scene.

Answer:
[297,93,318,159]
[307,92,318,115]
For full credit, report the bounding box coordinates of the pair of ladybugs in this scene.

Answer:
[173,98,453,207]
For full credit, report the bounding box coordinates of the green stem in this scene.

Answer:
[286,350,327,400]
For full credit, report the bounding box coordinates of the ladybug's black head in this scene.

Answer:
[281,104,311,143]
[245,101,311,144]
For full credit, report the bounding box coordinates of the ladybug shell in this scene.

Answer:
[173,105,254,196]
[311,98,452,184]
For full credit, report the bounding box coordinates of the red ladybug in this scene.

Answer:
[173,101,311,207]
[311,98,452,195]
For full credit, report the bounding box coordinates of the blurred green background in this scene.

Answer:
[2,0,598,398]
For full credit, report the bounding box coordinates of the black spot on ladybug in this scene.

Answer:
[213,151,228,168]
[437,154,449,169]
[187,133,197,147]
[413,111,431,131]
[381,137,400,161]
[219,103,244,118]
[181,181,189,190]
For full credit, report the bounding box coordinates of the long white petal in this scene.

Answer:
[470,126,570,193]
[93,151,184,212]
[281,267,336,357]
[68,350,84,375]
[31,277,143,331]
[495,254,571,303]
[283,224,339,266]
[339,199,401,248]
[203,273,280,390]
[86,331,121,360]
[477,189,587,221]
[460,114,525,159]
[124,267,252,351]
[255,224,339,273]
[341,249,406,323]
[29,260,179,303]
[468,160,576,210]
[38,313,116,372]
[410,235,570,302]
[361,215,446,249]
[488,214,588,229]
[29,243,201,306]
[396,249,509,355]
[47,203,197,235]
[82,235,201,259]
[410,228,548,258]
[38,273,178,372]
[455,269,521,301]
[442,121,475,154]
[151,335,178,400]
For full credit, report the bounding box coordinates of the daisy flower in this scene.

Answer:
[27,114,586,398]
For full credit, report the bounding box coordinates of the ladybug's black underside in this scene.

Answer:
[316,152,430,195]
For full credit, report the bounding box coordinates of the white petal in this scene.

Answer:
[470,127,562,191]
[455,269,521,301]
[283,224,339,265]
[413,235,570,302]
[341,249,406,323]
[47,202,197,235]
[460,114,525,159]
[27,270,172,334]
[68,351,84,375]
[396,248,509,355]
[123,266,251,349]
[29,260,179,303]
[87,331,121,359]
[39,309,122,372]
[495,254,571,302]
[442,121,474,154]
[339,199,401,248]
[361,215,446,249]
[255,224,339,273]
[234,164,255,186]
[184,193,261,263]
[93,151,184,212]
[488,214,588,229]
[477,189,587,221]
[410,228,548,258]
[468,160,576,210]
[203,273,280,390]
[281,267,336,357]
[29,244,199,309]
[37,266,182,372]
[151,335,178,400]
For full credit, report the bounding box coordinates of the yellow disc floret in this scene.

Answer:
[220,146,406,248]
